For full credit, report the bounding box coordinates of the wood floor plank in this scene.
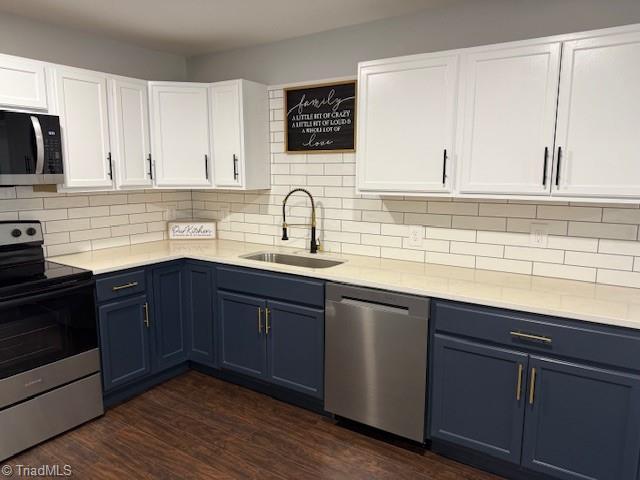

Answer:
[6,371,503,480]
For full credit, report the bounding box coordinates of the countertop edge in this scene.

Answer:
[49,243,640,331]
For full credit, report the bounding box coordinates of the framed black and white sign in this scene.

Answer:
[285,81,356,153]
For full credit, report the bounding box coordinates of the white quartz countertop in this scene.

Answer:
[49,239,640,331]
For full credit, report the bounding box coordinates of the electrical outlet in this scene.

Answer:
[407,225,424,248]
[530,222,549,247]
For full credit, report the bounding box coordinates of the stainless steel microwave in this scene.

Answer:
[0,110,64,185]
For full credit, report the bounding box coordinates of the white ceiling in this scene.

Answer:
[0,0,454,56]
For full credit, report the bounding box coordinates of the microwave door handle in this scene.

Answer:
[30,116,45,174]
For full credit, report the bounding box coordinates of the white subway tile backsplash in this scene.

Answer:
[564,251,634,271]
[450,242,504,258]
[599,239,640,256]
[426,227,476,242]
[426,251,475,268]
[381,247,424,262]
[479,203,536,218]
[602,208,640,225]
[476,257,532,275]
[504,246,565,264]
[537,205,602,222]
[452,216,506,232]
[568,221,638,240]
[533,263,597,282]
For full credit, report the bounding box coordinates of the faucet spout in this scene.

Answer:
[281,188,319,254]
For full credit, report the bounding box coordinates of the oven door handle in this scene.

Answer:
[0,279,95,308]
[30,115,45,174]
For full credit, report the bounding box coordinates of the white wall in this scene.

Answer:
[0,11,186,80]
[187,0,640,84]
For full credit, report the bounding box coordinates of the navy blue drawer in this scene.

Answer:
[433,300,640,371]
[96,269,146,302]
[216,266,324,307]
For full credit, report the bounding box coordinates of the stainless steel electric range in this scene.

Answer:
[0,221,103,461]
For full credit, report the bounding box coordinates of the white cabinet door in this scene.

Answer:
[149,83,211,188]
[0,54,48,110]
[109,77,152,189]
[54,67,113,188]
[210,81,243,187]
[457,43,561,195]
[357,54,458,194]
[554,31,640,198]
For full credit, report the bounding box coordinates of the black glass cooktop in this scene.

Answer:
[0,261,92,298]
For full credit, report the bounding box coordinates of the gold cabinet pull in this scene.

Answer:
[112,281,139,292]
[529,367,537,405]
[516,364,524,401]
[257,307,263,333]
[265,307,271,335]
[143,302,150,328]
[510,331,552,344]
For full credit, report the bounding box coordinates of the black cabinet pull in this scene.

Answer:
[233,154,239,181]
[147,153,153,180]
[205,154,209,180]
[555,146,562,187]
[107,152,113,180]
[442,149,447,185]
[542,147,549,185]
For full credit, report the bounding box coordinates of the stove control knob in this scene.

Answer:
[26,227,37,236]
[11,228,22,238]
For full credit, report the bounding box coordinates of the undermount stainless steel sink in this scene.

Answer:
[241,252,344,269]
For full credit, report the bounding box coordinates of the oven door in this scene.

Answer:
[0,278,99,408]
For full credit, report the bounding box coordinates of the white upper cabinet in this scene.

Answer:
[553,30,640,198]
[108,76,152,189]
[357,54,459,194]
[149,82,212,188]
[209,79,269,190]
[53,66,113,189]
[0,54,48,110]
[457,42,561,195]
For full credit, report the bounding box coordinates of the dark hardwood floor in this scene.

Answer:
[6,371,503,479]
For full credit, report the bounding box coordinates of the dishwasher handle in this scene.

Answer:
[326,283,429,318]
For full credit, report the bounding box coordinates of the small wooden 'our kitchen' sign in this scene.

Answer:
[285,81,356,153]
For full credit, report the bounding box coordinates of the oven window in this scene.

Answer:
[0,284,97,380]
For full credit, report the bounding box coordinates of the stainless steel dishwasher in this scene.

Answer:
[325,282,430,442]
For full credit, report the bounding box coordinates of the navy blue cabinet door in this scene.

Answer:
[98,294,151,392]
[430,334,528,464]
[266,300,324,399]
[218,291,267,379]
[152,263,188,371]
[185,263,216,366]
[522,356,640,480]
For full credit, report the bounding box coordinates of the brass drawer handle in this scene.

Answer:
[529,367,537,405]
[258,307,263,333]
[516,364,524,401]
[510,331,552,344]
[265,307,271,335]
[143,302,150,328]
[112,281,139,292]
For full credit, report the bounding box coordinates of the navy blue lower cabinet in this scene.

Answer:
[266,300,324,399]
[521,356,640,480]
[98,294,151,392]
[184,262,216,366]
[151,263,189,371]
[430,334,528,464]
[219,291,267,379]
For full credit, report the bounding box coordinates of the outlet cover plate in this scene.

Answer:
[408,225,424,248]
